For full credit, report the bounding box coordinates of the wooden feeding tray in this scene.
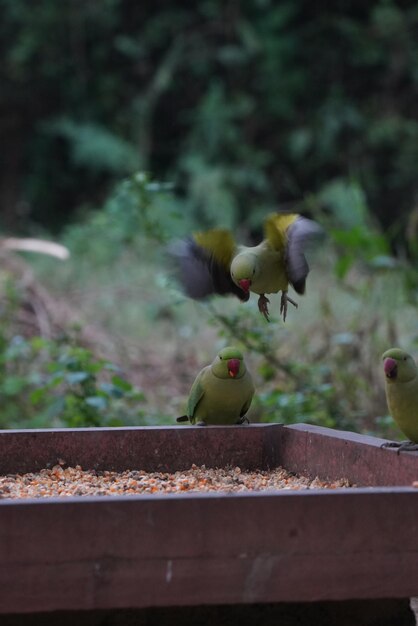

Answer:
[0,423,418,620]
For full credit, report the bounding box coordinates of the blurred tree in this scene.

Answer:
[1,0,418,246]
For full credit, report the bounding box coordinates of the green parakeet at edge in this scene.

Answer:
[176,346,255,426]
[382,347,418,452]
[171,213,322,321]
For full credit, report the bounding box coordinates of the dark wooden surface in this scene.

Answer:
[1,600,414,626]
[279,424,418,486]
[0,422,417,485]
[1,487,418,612]
[0,424,418,614]
[0,424,280,474]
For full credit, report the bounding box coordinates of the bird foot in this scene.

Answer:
[280,291,298,322]
[381,440,418,454]
[195,420,207,427]
[237,416,250,425]
[258,294,270,322]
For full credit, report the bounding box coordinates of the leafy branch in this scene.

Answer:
[206,302,298,381]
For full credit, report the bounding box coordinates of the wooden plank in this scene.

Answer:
[0,424,418,613]
[0,424,281,474]
[1,423,417,487]
[0,488,418,613]
[279,424,418,486]
[0,599,415,626]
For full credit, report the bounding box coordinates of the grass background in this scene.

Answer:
[1,179,411,440]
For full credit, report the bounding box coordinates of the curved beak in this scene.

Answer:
[384,357,398,379]
[227,358,241,378]
[238,278,251,293]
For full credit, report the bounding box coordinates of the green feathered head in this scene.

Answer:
[212,346,246,379]
[230,253,259,293]
[382,348,417,383]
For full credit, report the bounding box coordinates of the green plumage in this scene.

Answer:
[382,348,418,451]
[230,240,288,296]
[172,212,322,322]
[180,346,255,426]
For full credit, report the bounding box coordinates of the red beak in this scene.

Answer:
[227,358,240,378]
[384,357,397,379]
[238,278,251,293]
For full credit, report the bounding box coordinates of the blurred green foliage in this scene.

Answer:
[28,339,146,428]
[0,330,150,429]
[0,280,152,428]
[2,1,418,243]
[205,297,388,435]
[64,171,179,262]
[2,2,418,436]
[0,172,411,436]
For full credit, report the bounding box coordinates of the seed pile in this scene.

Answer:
[0,463,351,499]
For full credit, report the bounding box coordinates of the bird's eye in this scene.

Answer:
[219,356,223,360]
[404,357,407,361]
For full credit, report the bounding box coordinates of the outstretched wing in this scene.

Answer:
[286,216,323,293]
[264,213,299,252]
[169,229,249,301]
[264,213,323,294]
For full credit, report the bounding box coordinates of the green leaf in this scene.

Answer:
[85,396,108,410]
[319,179,368,229]
[368,255,399,270]
[48,373,65,387]
[2,377,26,396]
[46,397,66,419]
[29,388,47,405]
[334,255,354,280]
[30,337,50,351]
[45,118,139,174]
[99,382,124,398]
[111,375,133,392]
[66,371,90,385]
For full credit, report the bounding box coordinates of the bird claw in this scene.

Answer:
[258,295,270,322]
[280,291,298,322]
[237,416,250,425]
[381,440,418,454]
[258,292,298,322]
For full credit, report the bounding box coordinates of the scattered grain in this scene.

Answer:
[0,465,352,500]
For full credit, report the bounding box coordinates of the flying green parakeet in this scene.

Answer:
[382,348,418,452]
[176,346,255,426]
[171,213,322,321]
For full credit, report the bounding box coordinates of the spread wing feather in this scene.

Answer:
[169,230,249,301]
[286,217,323,294]
[264,213,323,294]
[264,213,299,251]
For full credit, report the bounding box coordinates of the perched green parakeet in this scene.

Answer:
[171,213,322,321]
[382,348,418,452]
[176,346,255,426]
